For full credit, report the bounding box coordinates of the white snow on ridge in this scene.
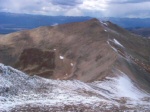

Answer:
[107,41,118,52]
[103,22,108,26]
[107,39,124,54]
[99,20,109,27]
[71,63,74,66]
[92,70,148,100]
[59,56,64,59]
[113,39,124,47]
[51,23,58,26]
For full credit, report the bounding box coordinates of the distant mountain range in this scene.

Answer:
[101,17,150,28]
[1,12,150,37]
[0,12,92,34]
[101,18,150,38]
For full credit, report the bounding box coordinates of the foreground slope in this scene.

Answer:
[0,19,150,92]
[0,63,150,112]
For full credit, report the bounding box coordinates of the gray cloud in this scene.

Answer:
[108,0,150,4]
[51,0,82,6]
[104,1,150,18]
[0,0,149,18]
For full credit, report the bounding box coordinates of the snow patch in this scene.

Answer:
[113,39,124,47]
[59,56,64,60]
[71,63,74,66]
[92,70,148,100]
[100,21,109,27]
[107,41,118,52]
[104,30,107,32]
[51,23,58,26]
[103,23,108,26]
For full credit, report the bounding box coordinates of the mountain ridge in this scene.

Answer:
[0,18,150,111]
[0,18,150,91]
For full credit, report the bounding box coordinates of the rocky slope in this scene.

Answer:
[0,63,150,112]
[15,48,55,78]
[0,19,150,86]
[0,19,150,111]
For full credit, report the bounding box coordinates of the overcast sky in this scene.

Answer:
[0,0,150,18]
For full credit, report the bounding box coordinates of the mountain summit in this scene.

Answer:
[0,19,150,111]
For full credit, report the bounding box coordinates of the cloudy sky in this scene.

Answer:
[0,0,150,18]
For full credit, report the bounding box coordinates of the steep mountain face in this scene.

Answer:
[0,19,150,92]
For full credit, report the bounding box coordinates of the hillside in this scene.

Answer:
[129,28,150,38]
[0,18,150,88]
[0,19,150,111]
